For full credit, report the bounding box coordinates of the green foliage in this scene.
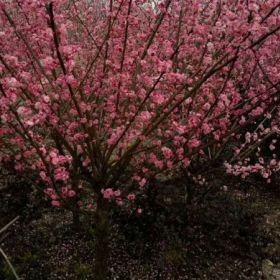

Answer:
[19,252,38,267]
[73,262,92,278]
[0,262,20,280]
[164,246,185,267]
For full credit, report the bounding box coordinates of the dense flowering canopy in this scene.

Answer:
[0,0,280,209]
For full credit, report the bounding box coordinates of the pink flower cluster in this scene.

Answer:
[0,0,279,211]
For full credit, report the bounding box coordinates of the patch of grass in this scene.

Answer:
[0,262,21,280]
[73,262,92,278]
[164,246,185,267]
[19,252,38,266]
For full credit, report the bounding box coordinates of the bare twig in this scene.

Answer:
[0,216,21,279]
[0,248,20,280]
[0,216,19,235]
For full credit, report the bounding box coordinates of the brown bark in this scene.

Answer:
[94,195,110,280]
[72,210,81,230]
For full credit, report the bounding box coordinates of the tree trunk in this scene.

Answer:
[94,195,110,280]
[72,210,81,230]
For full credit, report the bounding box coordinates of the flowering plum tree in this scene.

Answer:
[0,0,280,278]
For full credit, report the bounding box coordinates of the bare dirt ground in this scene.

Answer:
[0,174,280,279]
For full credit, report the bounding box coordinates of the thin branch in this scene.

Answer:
[0,248,20,280]
[261,3,280,23]
[0,216,19,235]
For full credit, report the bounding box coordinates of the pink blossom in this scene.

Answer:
[127,193,136,201]
[51,200,60,207]
[51,157,59,165]
[251,107,264,116]
[40,56,54,69]
[269,144,275,151]
[54,167,69,182]
[116,199,123,206]
[44,188,54,195]
[40,171,47,181]
[114,190,121,197]
[42,95,50,103]
[167,160,173,169]
[139,178,146,187]
[82,157,90,166]
[1,0,280,221]
[68,190,76,197]
[154,160,164,169]
[162,147,173,159]
[61,187,69,196]
[188,139,201,149]
[202,123,212,134]
[7,77,21,88]
[50,194,58,200]
[182,158,191,167]
[102,188,114,199]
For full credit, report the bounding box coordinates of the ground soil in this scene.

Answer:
[0,174,280,279]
